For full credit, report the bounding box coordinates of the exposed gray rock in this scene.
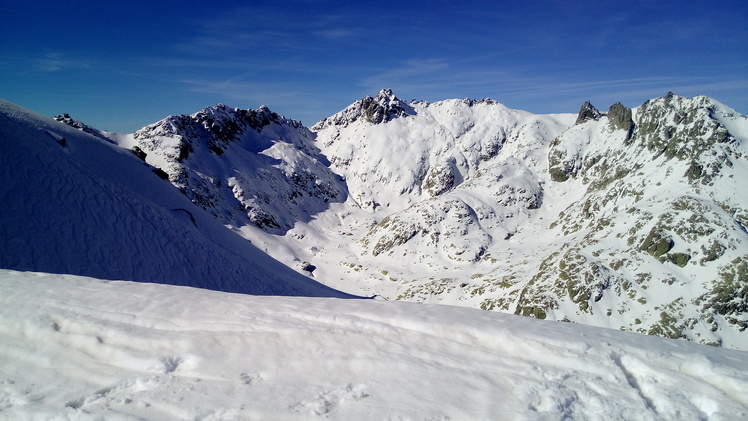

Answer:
[312,89,415,129]
[574,101,602,125]
[607,102,634,141]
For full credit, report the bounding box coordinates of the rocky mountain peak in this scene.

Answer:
[129,103,344,233]
[574,101,602,125]
[375,88,396,101]
[192,104,286,135]
[133,104,307,160]
[360,88,414,124]
[312,89,415,130]
[632,93,738,184]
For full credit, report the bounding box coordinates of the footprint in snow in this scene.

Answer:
[161,356,183,374]
[240,372,261,385]
[292,383,369,416]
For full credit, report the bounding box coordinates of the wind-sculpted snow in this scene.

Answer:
[0,99,350,297]
[2,270,747,420]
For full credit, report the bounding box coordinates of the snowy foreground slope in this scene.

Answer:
[0,99,348,297]
[1,270,747,420]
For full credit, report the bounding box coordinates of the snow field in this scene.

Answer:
[1,270,746,420]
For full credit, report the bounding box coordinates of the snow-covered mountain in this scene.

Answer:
[18,89,748,350]
[123,104,346,234]
[0,99,349,297]
[312,90,573,262]
[2,269,746,419]
[2,93,747,418]
[311,91,747,350]
[522,93,748,345]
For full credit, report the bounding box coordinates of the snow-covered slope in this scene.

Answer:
[311,91,573,265]
[2,269,746,420]
[0,99,350,297]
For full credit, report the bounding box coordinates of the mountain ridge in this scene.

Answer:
[34,90,748,349]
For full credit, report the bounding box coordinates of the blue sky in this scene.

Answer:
[2,1,746,132]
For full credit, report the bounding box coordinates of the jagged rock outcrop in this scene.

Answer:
[312,89,415,130]
[53,113,114,143]
[575,101,602,125]
[422,158,457,197]
[607,102,633,135]
[514,94,748,347]
[634,93,737,185]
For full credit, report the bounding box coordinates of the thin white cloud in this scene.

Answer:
[175,6,362,57]
[31,53,91,72]
[178,77,365,126]
[313,28,354,39]
[0,52,95,74]
[180,78,308,109]
[361,58,453,90]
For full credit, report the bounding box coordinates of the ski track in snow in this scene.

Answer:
[1,270,746,420]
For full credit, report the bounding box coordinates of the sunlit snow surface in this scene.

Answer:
[1,270,746,420]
